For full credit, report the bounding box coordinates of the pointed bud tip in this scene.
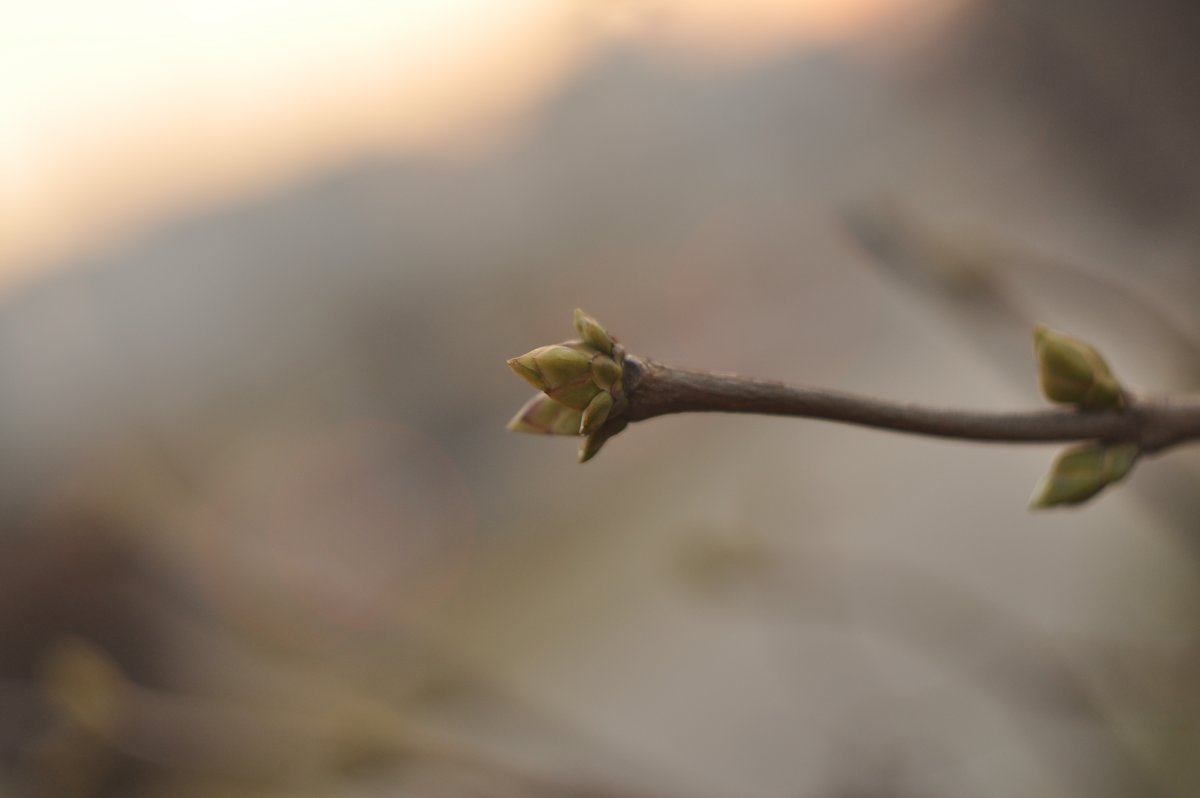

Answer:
[506,414,537,434]
[1027,481,1056,510]
[578,431,607,463]
[507,354,546,390]
[573,308,615,355]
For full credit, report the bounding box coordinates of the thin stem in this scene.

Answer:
[622,358,1200,454]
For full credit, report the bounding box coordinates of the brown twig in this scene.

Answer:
[621,357,1200,455]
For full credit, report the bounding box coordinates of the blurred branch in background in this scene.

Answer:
[842,203,1200,551]
[841,202,1200,387]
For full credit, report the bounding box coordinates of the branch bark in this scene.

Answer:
[621,357,1200,455]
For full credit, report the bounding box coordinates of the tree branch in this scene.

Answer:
[508,311,1200,506]
[621,357,1200,455]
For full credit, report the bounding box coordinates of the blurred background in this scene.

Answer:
[4,1,1200,795]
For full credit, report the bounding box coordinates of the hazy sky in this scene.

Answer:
[2,0,565,276]
[0,0,961,289]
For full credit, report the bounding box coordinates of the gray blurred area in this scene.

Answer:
[5,2,1200,796]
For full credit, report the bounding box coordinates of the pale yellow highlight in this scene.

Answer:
[0,0,965,290]
[1,2,584,284]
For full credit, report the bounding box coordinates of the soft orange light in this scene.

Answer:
[0,0,964,291]
[1,0,581,285]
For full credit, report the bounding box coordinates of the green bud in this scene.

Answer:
[546,377,603,411]
[508,343,592,393]
[574,308,614,355]
[1033,325,1125,410]
[580,391,614,434]
[1028,443,1139,509]
[507,394,584,436]
[591,354,622,392]
[507,357,544,391]
[507,310,631,462]
[579,429,608,463]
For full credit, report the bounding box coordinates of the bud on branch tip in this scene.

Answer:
[506,310,628,463]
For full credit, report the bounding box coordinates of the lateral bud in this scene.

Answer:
[1033,325,1125,411]
[1028,443,1139,509]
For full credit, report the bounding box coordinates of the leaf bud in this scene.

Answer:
[580,391,614,434]
[506,393,584,436]
[1033,325,1125,410]
[573,308,615,355]
[1028,442,1138,509]
[507,309,630,462]
[507,343,592,393]
[579,429,608,463]
[591,355,622,392]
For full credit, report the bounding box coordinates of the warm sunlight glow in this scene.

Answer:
[0,0,575,282]
[0,0,965,289]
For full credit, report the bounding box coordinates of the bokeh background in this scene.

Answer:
[4,1,1200,795]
